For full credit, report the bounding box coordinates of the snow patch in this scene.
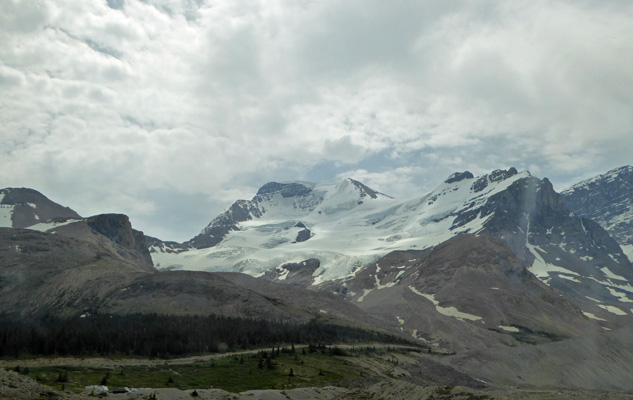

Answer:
[409,286,482,321]
[0,204,13,228]
[498,325,519,332]
[356,288,373,303]
[582,312,606,321]
[607,287,633,303]
[601,267,627,281]
[28,219,81,232]
[558,274,582,283]
[527,243,579,281]
[621,245,633,263]
[598,305,627,316]
[586,296,603,303]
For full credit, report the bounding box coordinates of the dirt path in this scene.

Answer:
[0,344,420,369]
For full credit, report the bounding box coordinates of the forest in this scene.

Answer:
[0,313,411,358]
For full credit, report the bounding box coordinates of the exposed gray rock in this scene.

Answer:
[471,167,518,192]
[444,171,474,184]
[561,165,633,259]
[189,200,263,248]
[295,228,312,243]
[86,214,153,269]
[349,178,389,199]
[263,258,321,287]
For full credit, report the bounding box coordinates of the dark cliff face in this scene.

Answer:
[445,171,474,184]
[561,166,633,253]
[189,200,263,249]
[450,174,628,266]
[86,214,154,269]
[0,187,81,228]
[471,168,519,193]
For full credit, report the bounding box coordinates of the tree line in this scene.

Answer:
[0,313,410,358]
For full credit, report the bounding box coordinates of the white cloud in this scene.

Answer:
[1,0,632,240]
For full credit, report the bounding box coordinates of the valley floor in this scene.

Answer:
[3,345,633,400]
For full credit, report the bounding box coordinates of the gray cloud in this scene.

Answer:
[0,0,631,241]
[107,0,125,10]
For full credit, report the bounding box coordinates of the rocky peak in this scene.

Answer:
[189,199,263,249]
[349,179,383,199]
[471,167,521,193]
[445,171,474,184]
[256,182,313,198]
[86,214,153,268]
[0,187,81,228]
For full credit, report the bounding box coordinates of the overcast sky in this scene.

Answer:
[1,0,632,241]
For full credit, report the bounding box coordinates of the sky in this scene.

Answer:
[1,0,632,241]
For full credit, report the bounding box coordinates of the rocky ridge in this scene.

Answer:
[561,165,633,260]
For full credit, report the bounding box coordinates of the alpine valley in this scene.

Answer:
[2,166,633,399]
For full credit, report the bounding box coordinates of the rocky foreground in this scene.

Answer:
[3,368,633,400]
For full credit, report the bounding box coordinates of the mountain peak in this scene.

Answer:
[564,165,633,193]
[0,187,81,229]
[347,178,391,200]
[470,167,525,193]
[256,182,314,198]
[445,171,474,184]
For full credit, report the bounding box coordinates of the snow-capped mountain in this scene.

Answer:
[151,168,632,320]
[561,165,633,261]
[0,188,81,229]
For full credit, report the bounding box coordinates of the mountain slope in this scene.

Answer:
[0,222,393,334]
[0,226,151,318]
[561,165,633,261]
[320,234,597,352]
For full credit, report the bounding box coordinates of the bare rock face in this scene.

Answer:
[455,174,627,264]
[561,165,633,259]
[189,200,263,248]
[0,187,81,228]
[444,171,474,184]
[86,214,153,269]
[263,258,320,286]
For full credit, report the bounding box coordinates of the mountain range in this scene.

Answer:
[2,165,633,391]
